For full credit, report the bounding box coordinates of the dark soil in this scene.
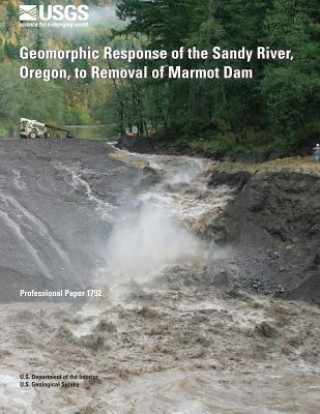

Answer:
[209,171,320,305]
[0,139,138,301]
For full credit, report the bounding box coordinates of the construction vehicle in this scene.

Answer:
[20,118,74,139]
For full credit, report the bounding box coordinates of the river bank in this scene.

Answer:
[207,170,320,305]
[118,136,320,305]
[117,133,316,163]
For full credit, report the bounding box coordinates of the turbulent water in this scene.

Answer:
[0,141,319,413]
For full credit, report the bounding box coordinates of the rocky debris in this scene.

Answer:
[211,268,236,290]
[209,170,320,305]
[116,136,157,154]
[286,273,320,306]
[209,171,251,194]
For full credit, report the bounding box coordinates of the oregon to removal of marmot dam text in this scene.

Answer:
[18,46,294,82]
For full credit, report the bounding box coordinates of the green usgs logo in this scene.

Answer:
[19,5,89,22]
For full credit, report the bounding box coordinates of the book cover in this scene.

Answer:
[0,1,319,413]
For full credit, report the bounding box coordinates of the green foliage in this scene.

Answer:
[0,0,113,131]
[0,0,318,154]
[0,61,23,121]
[114,0,320,156]
[261,0,320,148]
[20,79,67,125]
[65,106,92,125]
[0,60,67,125]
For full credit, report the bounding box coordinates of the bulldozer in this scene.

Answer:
[20,118,74,139]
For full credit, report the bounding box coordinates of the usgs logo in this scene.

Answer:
[19,5,89,22]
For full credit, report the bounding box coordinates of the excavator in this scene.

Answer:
[20,118,74,139]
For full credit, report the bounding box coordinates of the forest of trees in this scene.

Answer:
[0,0,319,157]
[0,0,115,132]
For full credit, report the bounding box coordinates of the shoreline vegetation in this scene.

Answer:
[117,134,320,178]
[1,1,319,159]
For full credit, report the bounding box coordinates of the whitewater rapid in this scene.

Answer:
[1,142,319,414]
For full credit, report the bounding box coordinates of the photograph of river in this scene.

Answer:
[0,1,319,413]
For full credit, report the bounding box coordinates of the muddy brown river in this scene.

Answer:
[0,140,319,413]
